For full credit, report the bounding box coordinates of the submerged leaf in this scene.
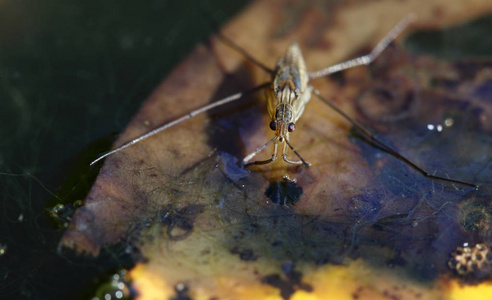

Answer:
[61,0,492,299]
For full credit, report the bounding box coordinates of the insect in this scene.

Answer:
[91,15,478,189]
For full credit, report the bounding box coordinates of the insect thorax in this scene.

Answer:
[267,43,309,124]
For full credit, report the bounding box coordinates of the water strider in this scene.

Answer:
[91,15,478,189]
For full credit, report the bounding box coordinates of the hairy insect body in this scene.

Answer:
[269,43,311,122]
[260,43,313,165]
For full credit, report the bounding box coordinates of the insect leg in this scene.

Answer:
[243,136,279,166]
[309,14,416,79]
[199,6,275,74]
[312,88,478,189]
[214,31,275,74]
[91,82,270,166]
[282,138,311,167]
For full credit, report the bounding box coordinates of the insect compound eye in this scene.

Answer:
[269,120,277,131]
[288,123,295,132]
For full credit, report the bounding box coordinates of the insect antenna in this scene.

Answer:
[309,14,416,79]
[312,89,478,190]
[90,82,270,166]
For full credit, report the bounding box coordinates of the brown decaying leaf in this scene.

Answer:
[61,0,492,299]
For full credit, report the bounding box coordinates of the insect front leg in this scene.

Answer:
[281,136,307,165]
[243,138,279,166]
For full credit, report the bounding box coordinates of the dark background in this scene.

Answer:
[0,0,249,298]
